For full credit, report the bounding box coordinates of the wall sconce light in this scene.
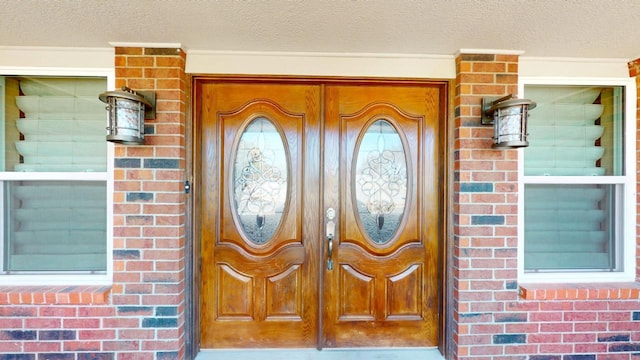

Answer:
[481,94,536,149]
[99,86,156,145]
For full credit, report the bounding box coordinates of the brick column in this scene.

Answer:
[452,53,521,359]
[113,47,187,360]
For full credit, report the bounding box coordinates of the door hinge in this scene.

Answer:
[184,180,191,194]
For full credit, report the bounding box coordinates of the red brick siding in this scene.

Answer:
[112,46,187,360]
[0,47,187,360]
[453,54,640,360]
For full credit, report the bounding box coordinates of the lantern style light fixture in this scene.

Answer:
[99,87,155,145]
[481,94,536,149]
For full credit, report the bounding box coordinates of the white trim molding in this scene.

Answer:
[0,68,115,286]
[520,57,631,78]
[517,76,637,283]
[108,42,183,49]
[0,46,114,71]
[457,48,525,56]
[185,50,456,79]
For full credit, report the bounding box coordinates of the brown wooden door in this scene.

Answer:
[199,83,321,348]
[199,81,441,349]
[322,85,441,347]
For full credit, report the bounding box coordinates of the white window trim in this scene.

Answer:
[0,62,115,286]
[518,76,637,283]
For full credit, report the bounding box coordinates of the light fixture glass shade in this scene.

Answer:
[486,98,536,149]
[99,88,151,145]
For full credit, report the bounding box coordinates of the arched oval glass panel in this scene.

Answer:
[354,119,408,244]
[232,117,288,244]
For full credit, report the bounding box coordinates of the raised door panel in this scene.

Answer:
[338,265,375,320]
[265,265,302,319]
[200,83,320,348]
[216,264,253,319]
[387,264,422,319]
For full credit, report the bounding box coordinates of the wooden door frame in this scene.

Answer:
[186,75,453,358]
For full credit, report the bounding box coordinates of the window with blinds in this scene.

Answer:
[523,85,626,273]
[0,76,107,273]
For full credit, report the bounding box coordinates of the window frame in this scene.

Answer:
[518,77,637,283]
[0,67,115,286]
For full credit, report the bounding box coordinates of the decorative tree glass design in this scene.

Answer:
[233,117,287,244]
[354,119,407,244]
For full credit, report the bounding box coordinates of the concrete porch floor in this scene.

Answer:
[195,348,445,360]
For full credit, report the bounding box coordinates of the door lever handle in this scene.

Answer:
[327,233,333,271]
[326,220,335,271]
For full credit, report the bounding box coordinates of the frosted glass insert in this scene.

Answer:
[233,117,288,244]
[354,119,407,244]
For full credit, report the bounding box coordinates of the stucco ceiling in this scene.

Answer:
[0,0,639,60]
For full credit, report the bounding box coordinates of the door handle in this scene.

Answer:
[326,221,335,270]
[326,208,336,271]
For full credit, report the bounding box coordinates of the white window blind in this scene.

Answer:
[2,77,107,273]
[5,181,107,271]
[14,78,106,172]
[523,85,623,272]
[524,184,616,270]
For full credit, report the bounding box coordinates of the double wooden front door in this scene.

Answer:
[198,80,443,349]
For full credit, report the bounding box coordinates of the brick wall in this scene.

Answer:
[453,53,640,360]
[0,47,187,360]
[111,47,187,360]
[453,53,522,359]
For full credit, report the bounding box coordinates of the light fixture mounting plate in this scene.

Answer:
[137,91,156,119]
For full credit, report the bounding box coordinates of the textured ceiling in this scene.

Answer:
[0,0,639,59]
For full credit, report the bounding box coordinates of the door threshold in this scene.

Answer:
[195,348,444,360]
